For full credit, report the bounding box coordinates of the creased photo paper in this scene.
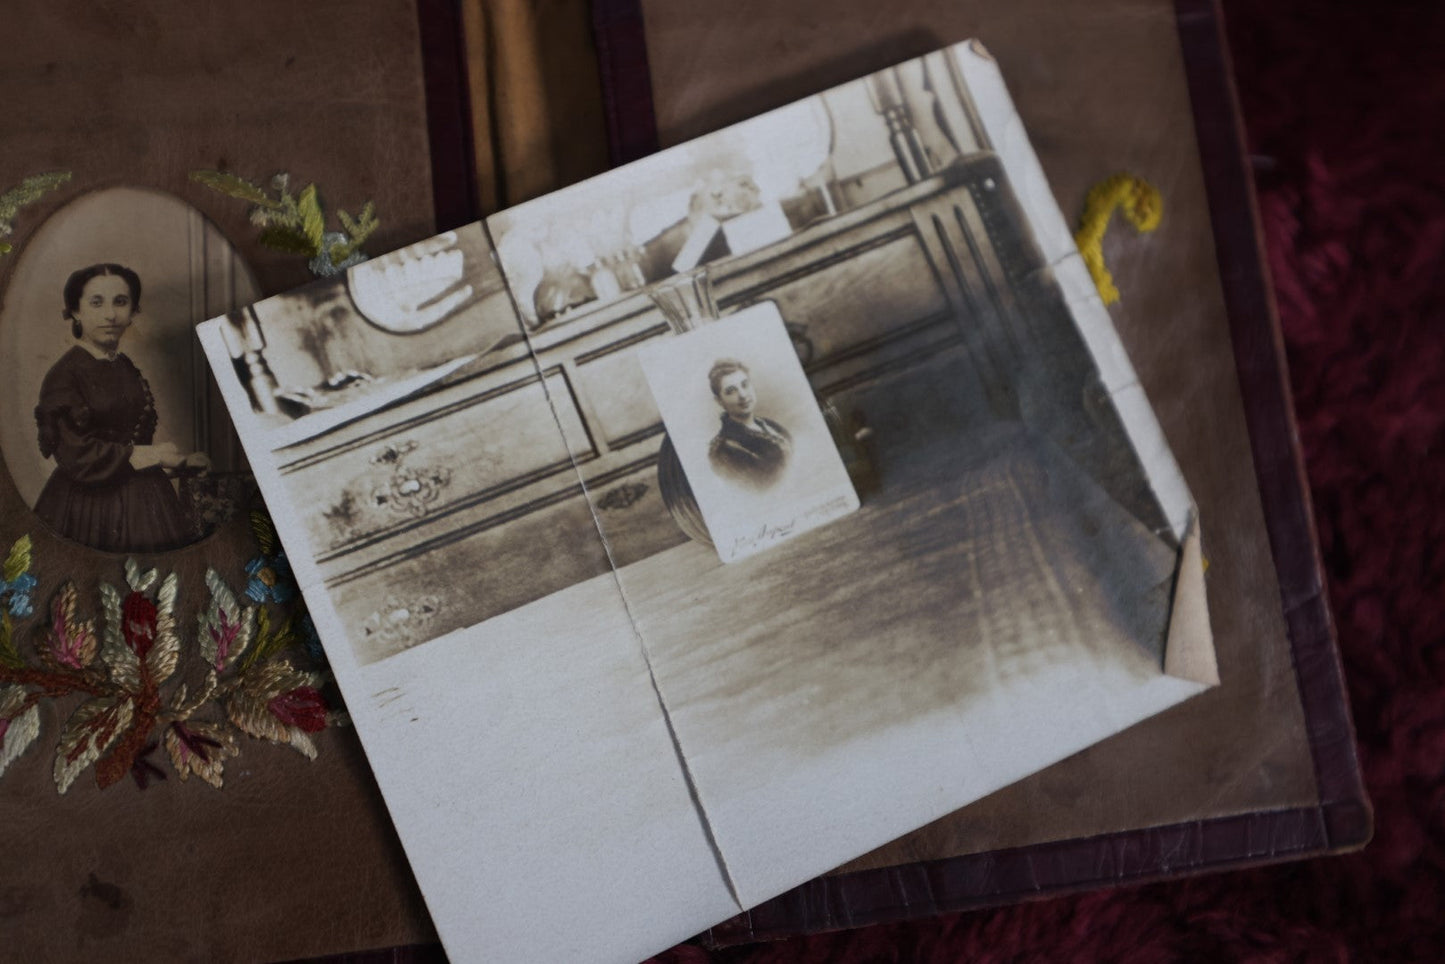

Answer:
[198,41,1217,964]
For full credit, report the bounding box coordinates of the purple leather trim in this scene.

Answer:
[416,0,481,227]
[1173,0,1370,847]
[592,0,661,165]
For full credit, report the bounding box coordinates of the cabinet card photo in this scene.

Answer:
[638,303,858,562]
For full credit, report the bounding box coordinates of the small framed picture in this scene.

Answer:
[638,302,859,562]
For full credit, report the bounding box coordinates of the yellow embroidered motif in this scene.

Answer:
[0,172,73,256]
[1074,173,1163,306]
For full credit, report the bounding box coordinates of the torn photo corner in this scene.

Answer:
[196,38,1217,964]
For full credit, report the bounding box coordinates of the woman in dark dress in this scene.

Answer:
[32,263,206,553]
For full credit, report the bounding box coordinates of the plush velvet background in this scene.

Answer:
[628,0,1443,960]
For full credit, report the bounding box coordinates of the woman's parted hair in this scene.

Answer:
[63,263,143,317]
[708,357,750,397]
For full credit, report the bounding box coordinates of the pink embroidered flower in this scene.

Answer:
[267,687,328,733]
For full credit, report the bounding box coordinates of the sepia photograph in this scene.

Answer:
[194,42,1215,960]
[638,303,858,562]
[0,186,260,552]
[473,43,1201,901]
[203,43,1195,746]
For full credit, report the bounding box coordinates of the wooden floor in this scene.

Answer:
[616,418,1179,787]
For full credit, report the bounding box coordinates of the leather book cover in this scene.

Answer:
[0,2,476,960]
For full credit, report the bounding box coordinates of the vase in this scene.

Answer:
[649,269,720,546]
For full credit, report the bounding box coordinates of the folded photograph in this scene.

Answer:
[199,39,1217,964]
[637,302,859,562]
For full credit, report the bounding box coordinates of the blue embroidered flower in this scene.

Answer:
[244,553,296,605]
[1,571,37,618]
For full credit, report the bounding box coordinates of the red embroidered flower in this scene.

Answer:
[267,687,328,733]
[122,592,158,660]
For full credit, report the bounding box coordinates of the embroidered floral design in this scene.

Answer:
[245,553,296,605]
[0,172,72,256]
[0,521,337,792]
[0,536,37,666]
[1,535,37,619]
[190,170,379,277]
[244,510,298,605]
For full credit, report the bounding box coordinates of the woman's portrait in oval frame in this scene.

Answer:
[0,186,259,554]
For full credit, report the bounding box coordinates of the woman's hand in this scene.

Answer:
[181,451,211,473]
[132,444,211,474]
[131,442,183,470]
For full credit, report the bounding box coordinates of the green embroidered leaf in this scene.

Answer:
[0,697,42,779]
[337,208,360,238]
[2,534,31,583]
[0,241,11,255]
[0,172,72,223]
[334,201,379,263]
[53,695,134,794]
[123,558,158,594]
[297,184,325,251]
[241,608,299,672]
[257,225,317,256]
[250,511,278,557]
[98,583,141,692]
[0,612,21,669]
[189,170,279,208]
[199,569,255,672]
[353,202,379,245]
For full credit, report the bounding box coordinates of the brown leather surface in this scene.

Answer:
[640,0,1324,873]
[0,2,446,960]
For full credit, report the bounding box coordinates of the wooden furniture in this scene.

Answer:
[273,153,1160,664]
